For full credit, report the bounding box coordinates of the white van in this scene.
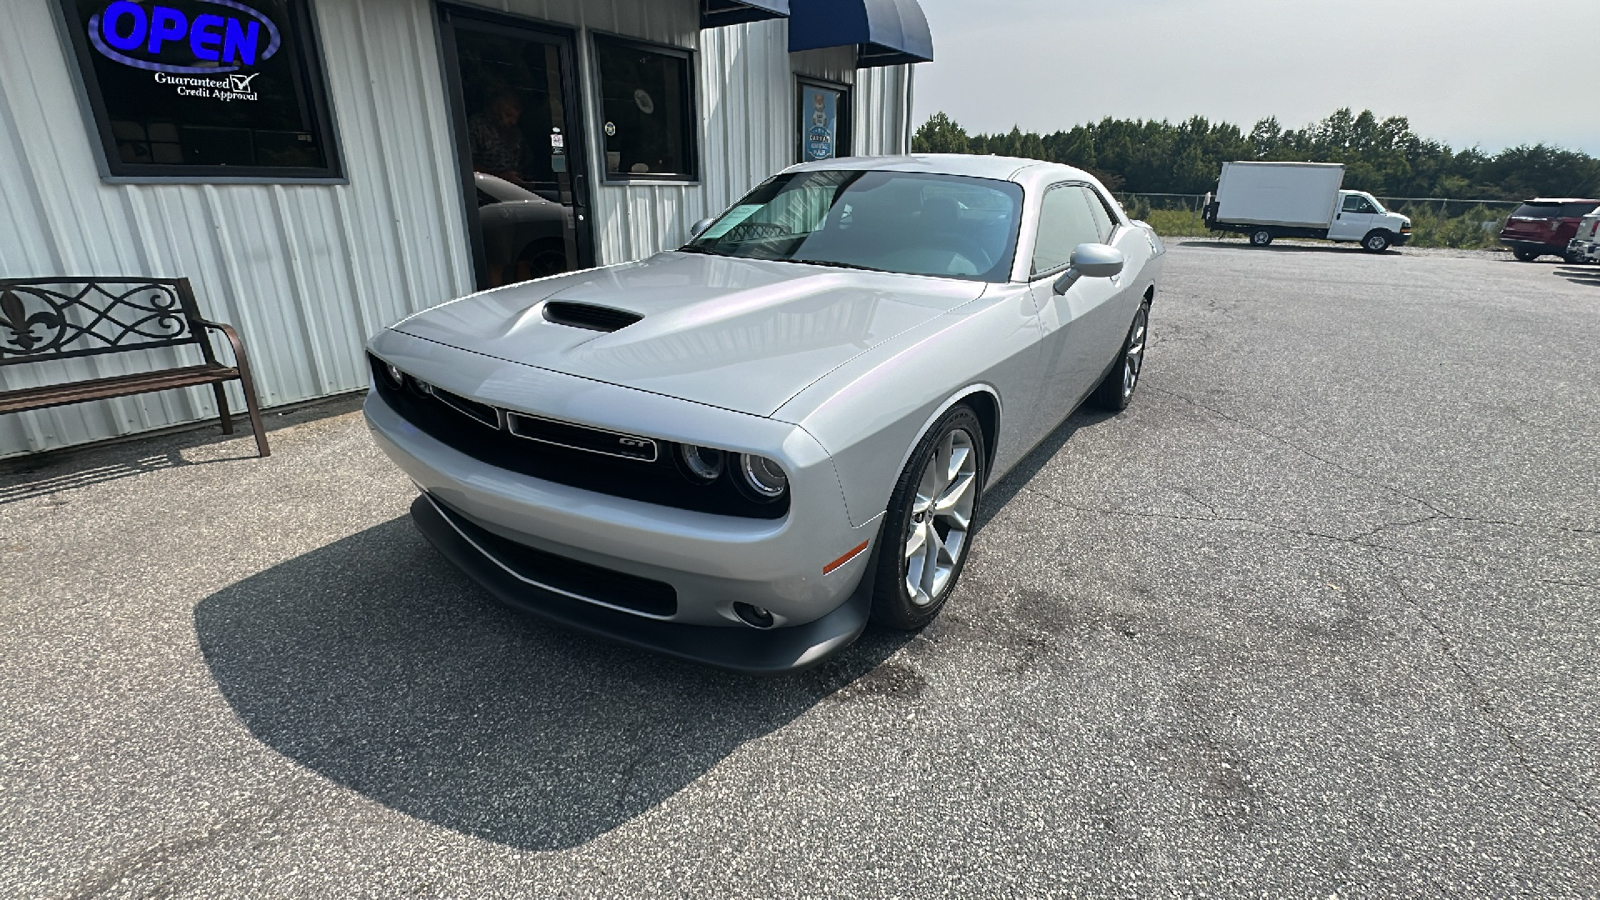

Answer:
[1202,161,1413,252]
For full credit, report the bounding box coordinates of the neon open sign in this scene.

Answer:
[89,0,282,74]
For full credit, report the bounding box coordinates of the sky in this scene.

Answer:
[909,0,1600,155]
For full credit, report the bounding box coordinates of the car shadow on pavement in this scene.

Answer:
[1555,265,1600,286]
[193,516,911,851]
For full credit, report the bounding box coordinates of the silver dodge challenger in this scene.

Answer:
[365,154,1165,673]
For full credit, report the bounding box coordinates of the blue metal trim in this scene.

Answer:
[788,0,933,67]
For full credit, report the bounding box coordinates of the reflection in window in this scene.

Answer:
[593,36,696,180]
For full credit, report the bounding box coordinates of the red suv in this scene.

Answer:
[1500,198,1600,262]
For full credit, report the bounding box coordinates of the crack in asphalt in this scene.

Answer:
[1022,486,1441,550]
[1009,385,1600,830]
[1372,559,1600,828]
[66,803,287,899]
[1149,386,1600,539]
[1019,484,1600,829]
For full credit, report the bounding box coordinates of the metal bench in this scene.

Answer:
[0,277,269,457]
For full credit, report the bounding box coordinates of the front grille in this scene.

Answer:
[506,412,658,462]
[431,496,677,619]
[371,356,787,520]
[430,385,499,428]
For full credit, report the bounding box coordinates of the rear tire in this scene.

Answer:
[1362,231,1391,253]
[1249,229,1274,247]
[1513,249,1540,262]
[870,406,986,631]
[1091,300,1152,412]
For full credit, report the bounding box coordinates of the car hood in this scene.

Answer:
[391,252,987,417]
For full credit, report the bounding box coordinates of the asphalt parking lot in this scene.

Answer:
[3,243,1598,897]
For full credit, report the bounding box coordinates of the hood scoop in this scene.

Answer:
[542,301,642,333]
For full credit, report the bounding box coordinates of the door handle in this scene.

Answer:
[573,173,588,209]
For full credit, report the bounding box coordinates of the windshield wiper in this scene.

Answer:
[677,244,729,256]
[784,258,888,274]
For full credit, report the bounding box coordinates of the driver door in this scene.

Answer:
[1328,193,1377,241]
[1028,184,1123,430]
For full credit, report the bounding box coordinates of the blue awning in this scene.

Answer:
[701,0,790,29]
[788,0,933,67]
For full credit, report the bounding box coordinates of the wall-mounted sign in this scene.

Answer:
[89,1,282,74]
[56,0,340,178]
[806,124,832,161]
[798,81,848,163]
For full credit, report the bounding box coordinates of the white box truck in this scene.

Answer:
[1202,161,1412,252]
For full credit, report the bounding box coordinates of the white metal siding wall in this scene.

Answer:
[0,0,474,457]
[0,0,911,458]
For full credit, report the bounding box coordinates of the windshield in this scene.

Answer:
[1364,194,1388,214]
[684,170,1025,282]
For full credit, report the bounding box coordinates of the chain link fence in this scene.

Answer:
[1114,192,1517,249]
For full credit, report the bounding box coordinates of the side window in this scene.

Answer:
[1084,187,1117,241]
[1033,185,1101,276]
[1344,195,1377,214]
[593,35,697,181]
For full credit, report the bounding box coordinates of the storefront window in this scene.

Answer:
[57,0,340,179]
[592,35,697,181]
[797,79,850,163]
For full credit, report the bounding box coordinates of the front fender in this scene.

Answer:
[777,287,1044,527]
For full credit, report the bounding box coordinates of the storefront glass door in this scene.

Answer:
[440,8,594,289]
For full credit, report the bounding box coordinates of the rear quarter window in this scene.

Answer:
[1563,202,1600,218]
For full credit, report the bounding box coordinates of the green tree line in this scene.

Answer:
[913,109,1600,200]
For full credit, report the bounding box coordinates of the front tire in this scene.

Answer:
[1362,231,1391,253]
[1250,228,1274,247]
[870,406,986,631]
[1091,300,1152,411]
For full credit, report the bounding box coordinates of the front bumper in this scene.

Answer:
[363,329,884,672]
[411,494,875,673]
[1393,232,1413,246]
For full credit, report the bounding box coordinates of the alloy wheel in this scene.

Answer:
[904,429,978,606]
[1122,306,1149,399]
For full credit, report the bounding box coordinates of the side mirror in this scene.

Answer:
[689,217,716,239]
[1053,243,1125,294]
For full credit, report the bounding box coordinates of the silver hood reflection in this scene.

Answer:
[391,252,988,417]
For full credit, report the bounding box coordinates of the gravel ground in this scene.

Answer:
[3,244,1597,898]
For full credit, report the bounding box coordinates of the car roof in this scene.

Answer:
[1525,198,1600,204]
[785,154,1103,191]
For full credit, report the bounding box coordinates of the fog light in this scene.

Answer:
[382,361,404,387]
[737,453,787,501]
[677,444,725,483]
[734,602,775,629]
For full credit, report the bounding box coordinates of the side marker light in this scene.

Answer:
[824,540,871,575]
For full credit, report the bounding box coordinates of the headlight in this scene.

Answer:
[677,444,726,483]
[737,453,788,500]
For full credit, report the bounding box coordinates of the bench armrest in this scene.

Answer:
[190,318,264,406]
[191,318,246,365]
